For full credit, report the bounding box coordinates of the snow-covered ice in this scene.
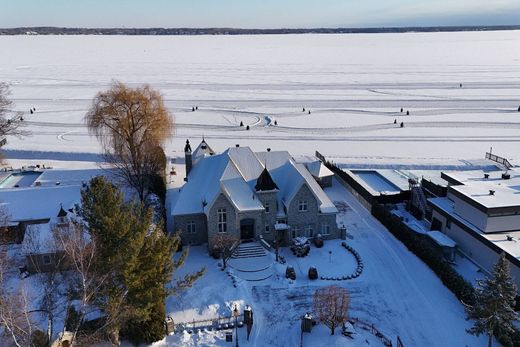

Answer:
[1,31,520,169]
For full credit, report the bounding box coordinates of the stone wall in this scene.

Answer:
[208,193,238,248]
[256,190,277,243]
[317,212,340,240]
[287,183,320,239]
[173,213,208,246]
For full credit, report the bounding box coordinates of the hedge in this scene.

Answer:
[371,203,476,306]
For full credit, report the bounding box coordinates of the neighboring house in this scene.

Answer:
[0,171,94,273]
[23,206,74,273]
[170,139,339,249]
[428,168,520,293]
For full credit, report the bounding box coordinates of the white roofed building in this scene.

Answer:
[170,139,340,249]
[428,167,520,293]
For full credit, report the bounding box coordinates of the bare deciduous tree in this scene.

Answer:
[0,82,28,145]
[313,285,350,335]
[85,81,174,201]
[0,251,35,347]
[53,219,109,346]
[211,233,239,269]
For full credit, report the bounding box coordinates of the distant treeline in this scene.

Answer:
[1,25,520,36]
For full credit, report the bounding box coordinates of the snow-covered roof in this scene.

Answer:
[172,153,230,216]
[304,161,333,178]
[171,146,338,217]
[444,168,520,209]
[221,178,264,212]
[427,230,456,248]
[192,138,215,164]
[34,168,107,187]
[22,222,58,254]
[0,185,81,222]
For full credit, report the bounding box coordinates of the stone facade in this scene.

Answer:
[175,182,339,249]
[173,213,208,246]
[256,190,278,243]
[207,193,239,247]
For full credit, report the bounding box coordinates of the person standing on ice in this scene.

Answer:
[400,122,404,128]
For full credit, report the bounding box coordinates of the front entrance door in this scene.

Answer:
[240,219,255,241]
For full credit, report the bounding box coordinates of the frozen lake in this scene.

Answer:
[1,31,520,167]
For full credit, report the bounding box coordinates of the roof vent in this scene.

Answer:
[507,235,515,242]
[502,172,511,180]
[489,190,495,196]
[484,173,489,179]
[236,144,240,147]
[267,148,271,152]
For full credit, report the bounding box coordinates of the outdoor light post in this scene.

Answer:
[244,305,253,341]
[233,304,239,347]
[301,313,313,347]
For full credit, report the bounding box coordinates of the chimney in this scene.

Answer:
[184,139,192,178]
[489,190,495,196]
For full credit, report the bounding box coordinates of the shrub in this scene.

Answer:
[308,267,318,280]
[371,204,476,306]
[314,234,324,248]
[286,266,296,280]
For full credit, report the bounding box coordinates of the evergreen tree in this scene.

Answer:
[80,177,204,345]
[466,253,518,347]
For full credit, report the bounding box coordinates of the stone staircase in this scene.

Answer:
[227,242,274,282]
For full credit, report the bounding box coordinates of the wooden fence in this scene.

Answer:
[349,317,394,346]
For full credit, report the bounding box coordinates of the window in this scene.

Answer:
[305,225,313,238]
[187,221,196,234]
[446,220,451,229]
[265,203,270,213]
[321,223,330,235]
[217,208,227,233]
[292,226,299,239]
[277,219,287,224]
[298,200,308,212]
[43,255,51,265]
[265,224,270,233]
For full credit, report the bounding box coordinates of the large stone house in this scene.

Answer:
[169,139,339,249]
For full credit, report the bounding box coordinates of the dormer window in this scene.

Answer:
[298,200,308,212]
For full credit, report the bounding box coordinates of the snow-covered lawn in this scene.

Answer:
[160,178,489,346]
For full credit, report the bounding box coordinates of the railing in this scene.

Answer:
[166,314,244,334]
[348,317,394,346]
[486,152,513,169]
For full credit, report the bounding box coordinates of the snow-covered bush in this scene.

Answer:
[308,267,318,280]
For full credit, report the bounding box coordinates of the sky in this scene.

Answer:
[1,0,519,29]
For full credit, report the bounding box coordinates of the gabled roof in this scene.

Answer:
[57,205,68,218]
[255,168,278,191]
[171,146,338,217]
[192,138,215,164]
[305,161,334,178]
